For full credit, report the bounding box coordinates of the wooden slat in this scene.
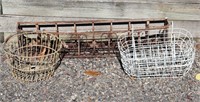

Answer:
[2,0,200,20]
[0,15,200,38]
[0,0,2,15]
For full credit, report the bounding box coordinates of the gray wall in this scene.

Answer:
[0,0,200,39]
[0,0,3,42]
[0,15,200,38]
[2,0,200,20]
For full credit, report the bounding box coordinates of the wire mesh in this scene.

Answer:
[117,28,195,78]
[3,32,62,82]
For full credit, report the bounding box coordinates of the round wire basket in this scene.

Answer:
[117,28,195,78]
[3,32,62,82]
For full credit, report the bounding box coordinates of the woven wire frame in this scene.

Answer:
[117,28,195,78]
[3,32,62,82]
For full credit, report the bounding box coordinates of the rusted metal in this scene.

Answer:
[17,18,169,58]
[3,32,62,82]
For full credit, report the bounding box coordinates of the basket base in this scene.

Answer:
[11,68,55,82]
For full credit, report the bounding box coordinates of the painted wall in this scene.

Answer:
[2,0,200,20]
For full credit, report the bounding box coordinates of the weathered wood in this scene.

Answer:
[0,0,2,42]
[0,0,2,15]
[0,15,93,32]
[0,32,3,43]
[0,15,200,38]
[2,0,200,20]
[0,15,95,40]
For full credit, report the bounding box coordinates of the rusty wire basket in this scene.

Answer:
[3,32,62,82]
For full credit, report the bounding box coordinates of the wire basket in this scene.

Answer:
[3,32,62,82]
[118,28,195,78]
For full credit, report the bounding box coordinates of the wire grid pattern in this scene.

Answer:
[118,28,195,78]
[3,32,62,82]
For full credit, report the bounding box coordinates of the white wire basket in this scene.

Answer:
[117,28,195,78]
